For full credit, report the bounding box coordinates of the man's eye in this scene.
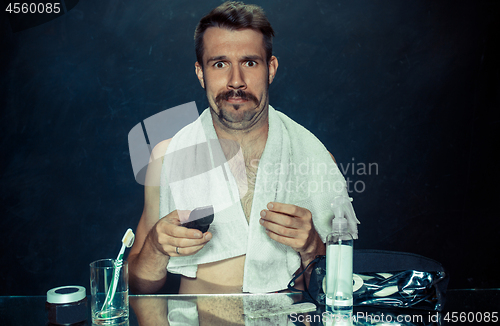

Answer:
[214,62,226,68]
[245,61,257,67]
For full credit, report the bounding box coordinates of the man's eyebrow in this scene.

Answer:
[241,55,263,62]
[206,56,228,64]
[206,55,264,64]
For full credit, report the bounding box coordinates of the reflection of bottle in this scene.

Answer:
[326,204,353,316]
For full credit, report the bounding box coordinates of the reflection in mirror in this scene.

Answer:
[131,294,304,326]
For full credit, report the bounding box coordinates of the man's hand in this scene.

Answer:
[146,210,212,257]
[259,202,324,257]
[260,202,325,289]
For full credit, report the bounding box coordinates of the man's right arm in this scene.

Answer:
[127,139,212,294]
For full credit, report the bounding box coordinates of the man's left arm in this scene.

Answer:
[260,202,326,289]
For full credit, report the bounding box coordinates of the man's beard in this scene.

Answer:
[212,89,263,126]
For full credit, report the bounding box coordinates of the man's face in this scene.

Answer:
[195,27,278,131]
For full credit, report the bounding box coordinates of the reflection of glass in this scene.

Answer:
[90,259,129,325]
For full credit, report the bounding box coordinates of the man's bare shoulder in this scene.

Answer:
[144,139,172,187]
[152,139,172,161]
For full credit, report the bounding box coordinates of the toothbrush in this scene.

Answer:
[101,228,135,312]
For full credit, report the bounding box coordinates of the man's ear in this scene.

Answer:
[195,62,205,88]
[268,56,279,84]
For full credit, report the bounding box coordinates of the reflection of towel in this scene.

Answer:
[159,105,357,293]
[167,300,199,326]
[167,294,295,326]
[242,294,296,325]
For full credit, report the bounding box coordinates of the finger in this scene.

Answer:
[171,232,212,256]
[171,243,207,257]
[260,210,300,230]
[162,230,212,248]
[265,228,302,249]
[266,202,311,219]
[175,225,205,239]
[260,217,298,238]
[160,221,204,239]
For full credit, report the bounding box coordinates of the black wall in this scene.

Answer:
[1,0,499,295]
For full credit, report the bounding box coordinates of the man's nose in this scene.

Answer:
[227,66,246,89]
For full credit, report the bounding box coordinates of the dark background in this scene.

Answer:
[1,0,499,295]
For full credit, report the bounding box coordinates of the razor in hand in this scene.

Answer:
[181,206,214,233]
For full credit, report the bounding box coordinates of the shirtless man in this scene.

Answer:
[128,1,327,294]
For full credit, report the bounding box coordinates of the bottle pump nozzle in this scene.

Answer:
[332,213,349,235]
[330,195,360,238]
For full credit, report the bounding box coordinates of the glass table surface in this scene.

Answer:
[0,289,498,326]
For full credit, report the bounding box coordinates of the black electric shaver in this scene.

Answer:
[182,206,214,233]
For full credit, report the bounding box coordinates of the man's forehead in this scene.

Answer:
[202,27,266,60]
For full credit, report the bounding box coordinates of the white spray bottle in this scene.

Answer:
[325,196,357,316]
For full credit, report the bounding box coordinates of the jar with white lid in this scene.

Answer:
[46,285,87,325]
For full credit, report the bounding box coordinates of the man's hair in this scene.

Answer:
[194,1,275,66]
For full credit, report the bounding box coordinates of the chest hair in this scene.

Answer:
[241,160,258,222]
[224,144,261,223]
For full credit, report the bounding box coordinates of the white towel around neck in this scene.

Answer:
[159,105,357,293]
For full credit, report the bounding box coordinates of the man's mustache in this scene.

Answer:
[215,89,258,104]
